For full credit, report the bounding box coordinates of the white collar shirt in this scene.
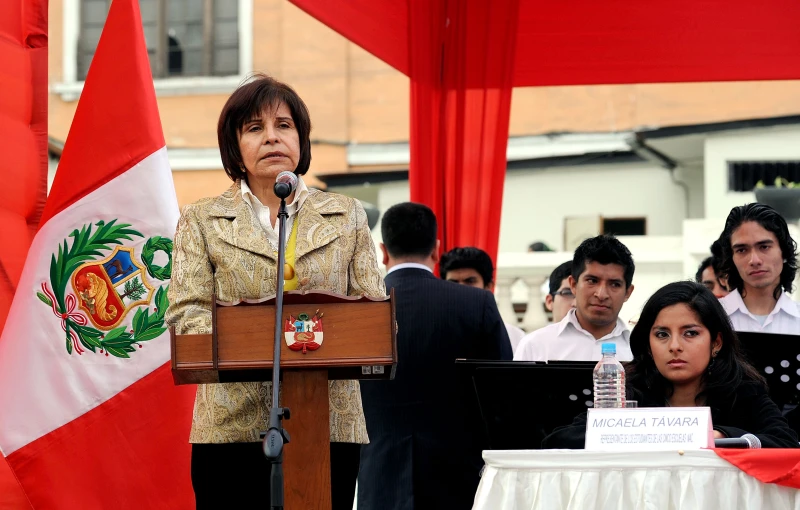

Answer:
[505,322,527,354]
[720,289,800,334]
[387,263,433,274]
[240,176,309,251]
[513,308,632,362]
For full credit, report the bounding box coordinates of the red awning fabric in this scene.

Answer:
[288,0,800,263]
[408,0,519,261]
[291,0,800,87]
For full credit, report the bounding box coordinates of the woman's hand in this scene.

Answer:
[713,429,726,439]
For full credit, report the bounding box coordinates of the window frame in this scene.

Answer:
[55,0,253,101]
[727,160,800,192]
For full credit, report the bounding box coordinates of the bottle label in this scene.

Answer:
[585,407,713,451]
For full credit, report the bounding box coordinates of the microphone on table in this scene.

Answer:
[274,171,298,199]
[714,434,762,449]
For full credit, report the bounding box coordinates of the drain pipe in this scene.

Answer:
[627,134,691,218]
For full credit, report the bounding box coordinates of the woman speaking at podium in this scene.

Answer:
[543,281,798,449]
[166,74,386,509]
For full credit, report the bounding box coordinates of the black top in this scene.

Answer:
[358,268,513,510]
[543,381,799,449]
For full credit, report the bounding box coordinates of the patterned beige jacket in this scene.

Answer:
[166,180,386,444]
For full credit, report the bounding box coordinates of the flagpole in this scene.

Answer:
[263,178,295,510]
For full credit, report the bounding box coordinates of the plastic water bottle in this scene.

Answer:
[593,343,626,408]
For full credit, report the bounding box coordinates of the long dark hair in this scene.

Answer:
[720,203,798,299]
[626,281,764,407]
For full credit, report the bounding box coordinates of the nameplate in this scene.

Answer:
[585,407,713,451]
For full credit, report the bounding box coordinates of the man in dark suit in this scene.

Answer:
[357,203,513,510]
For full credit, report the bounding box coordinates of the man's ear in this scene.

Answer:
[545,293,554,312]
[568,275,577,295]
[431,240,441,264]
[380,243,389,266]
[624,284,635,302]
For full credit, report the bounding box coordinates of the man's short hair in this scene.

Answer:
[695,256,714,283]
[440,247,494,285]
[381,202,438,259]
[709,239,727,279]
[528,241,553,252]
[572,235,635,288]
[548,261,573,295]
[720,203,798,297]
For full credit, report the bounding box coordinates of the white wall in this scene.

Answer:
[499,162,689,252]
[369,180,411,252]
[676,163,705,219]
[704,126,800,220]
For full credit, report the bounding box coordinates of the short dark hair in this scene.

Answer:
[572,235,635,288]
[217,74,312,181]
[528,241,553,252]
[627,281,764,406]
[381,202,437,259]
[720,203,798,298]
[709,239,727,281]
[548,261,572,295]
[439,247,494,285]
[695,256,714,283]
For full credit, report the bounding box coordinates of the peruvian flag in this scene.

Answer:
[0,0,195,507]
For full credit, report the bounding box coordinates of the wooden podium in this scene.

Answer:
[170,290,397,509]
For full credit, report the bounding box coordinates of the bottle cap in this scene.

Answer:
[601,343,616,354]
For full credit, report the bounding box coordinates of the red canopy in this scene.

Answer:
[291,0,800,265]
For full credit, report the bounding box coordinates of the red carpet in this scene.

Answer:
[0,455,30,510]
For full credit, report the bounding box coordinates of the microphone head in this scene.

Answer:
[741,433,762,449]
[273,171,298,199]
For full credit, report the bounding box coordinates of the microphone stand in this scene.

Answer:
[263,182,293,510]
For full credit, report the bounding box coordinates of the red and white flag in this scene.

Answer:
[0,0,195,507]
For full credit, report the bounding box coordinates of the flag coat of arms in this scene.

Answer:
[0,0,195,507]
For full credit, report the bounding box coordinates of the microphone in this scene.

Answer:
[273,171,298,200]
[714,434,762,449]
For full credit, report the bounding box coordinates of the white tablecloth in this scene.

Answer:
[473,450,800,510]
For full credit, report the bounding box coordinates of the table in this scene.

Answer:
[473,450,800,510]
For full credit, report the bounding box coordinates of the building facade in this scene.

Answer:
[49,0,800,327]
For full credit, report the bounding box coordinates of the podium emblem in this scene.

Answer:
[284,310,324,354]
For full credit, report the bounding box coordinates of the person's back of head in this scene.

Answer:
[440,247,494,290]
[380,202,439,268]
[549,261,572,295]
[695,257,714,284]
[528,241,553,252]
[720,203,798,299]
[546,260,574,323]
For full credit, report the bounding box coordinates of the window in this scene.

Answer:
[78,0,239,80]
[602,218,646,236]
[728,161,800,192]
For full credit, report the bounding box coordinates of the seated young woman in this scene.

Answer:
[543,281,798,449]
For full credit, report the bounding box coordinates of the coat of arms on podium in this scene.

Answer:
[284,310,324,354]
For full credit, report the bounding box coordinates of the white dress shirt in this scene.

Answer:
[240,176,309,250]
[505,322,526,353]
[719,289,800,334]
[513,308,632,362]
[387,262,433,275]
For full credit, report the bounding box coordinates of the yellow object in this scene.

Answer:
[283,218,299,290]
